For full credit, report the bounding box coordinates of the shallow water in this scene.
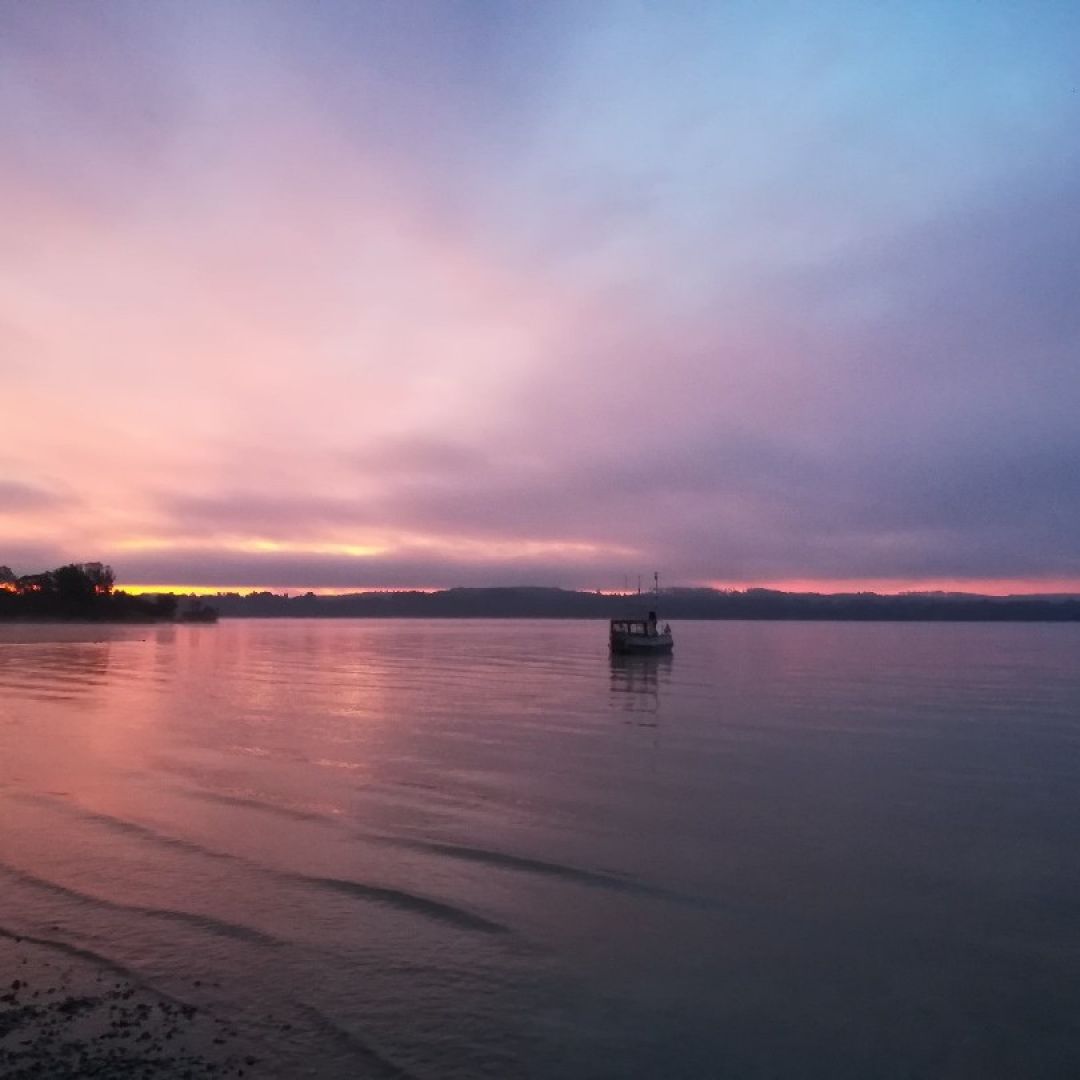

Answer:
[1,618,1079,1078]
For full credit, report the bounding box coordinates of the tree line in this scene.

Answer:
[202,585,1080,621]
[0,563,178,621]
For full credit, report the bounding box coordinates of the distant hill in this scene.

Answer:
[186,586,1080,622]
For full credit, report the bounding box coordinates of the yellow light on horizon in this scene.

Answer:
[118,584,441,596]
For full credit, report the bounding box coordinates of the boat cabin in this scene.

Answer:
[609,610,673,654]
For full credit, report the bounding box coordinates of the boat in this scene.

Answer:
[609,573,673,654]
[609,611,673,654]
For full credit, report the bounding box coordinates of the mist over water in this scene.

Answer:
[2,619,1079,1078]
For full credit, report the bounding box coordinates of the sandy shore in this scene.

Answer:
[0,929,256,1078]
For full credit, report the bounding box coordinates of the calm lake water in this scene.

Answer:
[1,618,1079,1078]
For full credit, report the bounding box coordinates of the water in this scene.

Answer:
[1,618,1079,1078]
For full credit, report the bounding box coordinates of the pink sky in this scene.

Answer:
[3,3,1079,594]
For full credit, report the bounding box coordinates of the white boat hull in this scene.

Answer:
[610,631,673,655]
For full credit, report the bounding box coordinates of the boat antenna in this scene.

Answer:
[654,570,659,606]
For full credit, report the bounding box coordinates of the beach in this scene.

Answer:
[0,929,257,1078]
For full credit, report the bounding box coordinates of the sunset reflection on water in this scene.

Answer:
[2,619,1080,1078]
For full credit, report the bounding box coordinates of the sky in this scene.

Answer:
[2,0,1079,594]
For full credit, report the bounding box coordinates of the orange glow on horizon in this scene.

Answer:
[115,577,1080,599]
[704,577,1080,597]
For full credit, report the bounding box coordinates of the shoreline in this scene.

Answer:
[0,929,253,1078]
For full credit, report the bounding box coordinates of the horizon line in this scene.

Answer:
[116,580,1080,599]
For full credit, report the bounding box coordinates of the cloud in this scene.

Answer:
[160,493,378,538]
[0,480,67,512]
[345,437,493,478]
[111,548,622,591]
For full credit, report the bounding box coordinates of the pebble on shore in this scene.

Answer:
[0,933,257,1079]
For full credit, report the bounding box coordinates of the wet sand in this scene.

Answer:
[0,930,255,1078]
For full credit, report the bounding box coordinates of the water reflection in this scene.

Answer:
[0,641,114,703]
[609,654,672,719]
[3,621,1080,1079]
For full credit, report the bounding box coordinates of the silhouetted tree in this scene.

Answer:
[0,562,177,621]
[84,562,115,594]
[54,564,97,612]
[152,594,178,619]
